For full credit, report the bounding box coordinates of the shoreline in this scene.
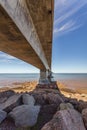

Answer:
[0,80,87,101]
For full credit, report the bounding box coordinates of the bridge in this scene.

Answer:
[0,0,54,83]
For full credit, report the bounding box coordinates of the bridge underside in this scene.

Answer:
[0,0,54,83]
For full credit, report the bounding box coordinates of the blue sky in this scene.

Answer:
[0,0,87,73]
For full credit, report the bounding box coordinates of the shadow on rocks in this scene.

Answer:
[0,82,87,130]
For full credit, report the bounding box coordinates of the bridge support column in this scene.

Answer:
[39,70,53,84]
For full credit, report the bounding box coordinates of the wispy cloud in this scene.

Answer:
[0,51,25,64]
[54,20,83,36]
[54,0,87,36]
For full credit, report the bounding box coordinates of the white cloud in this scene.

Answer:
[54,0,87,36]
[58,20,75,32]
[0,52,16,60]
[54,20,83,36]
[0,51,25,64]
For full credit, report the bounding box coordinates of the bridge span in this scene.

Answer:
[0,0,54,83]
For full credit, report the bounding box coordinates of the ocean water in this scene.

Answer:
[53,73,87,80]
[0,73,39,87]
[0,73,87,88]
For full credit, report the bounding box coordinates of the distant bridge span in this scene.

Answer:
[0,0,54,83]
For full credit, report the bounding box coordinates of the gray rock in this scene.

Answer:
[59,103,74,110]
[0,97,7,104]
[0,94,22,112]
[0,109,7,123]
[41,109,86,130]
[22,94,35,105]
[82,108,87,129]
[8,104,40,127]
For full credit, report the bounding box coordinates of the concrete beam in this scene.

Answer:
[0,0,50,70]
[26,0,54,69]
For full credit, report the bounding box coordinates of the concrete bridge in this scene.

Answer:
[0,0,54,83]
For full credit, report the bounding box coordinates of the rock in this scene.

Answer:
[69,98,78,105]
[37,82,58,89]
[41,104,58,114]
[0,94,22,112]
[0,90,15,98]
[41,109,86,130]
[33,94,46,105]
[32,104,58,130]
[69,98,79,107]
[59,103,74,110]
[45,93,63,105]
[22,94,35,105]
[37,104,58,129]
[8,104,40,127]
[0,109,7,123]
[82,108,87,128]
[77,101,87,112]
[0,97,8,104]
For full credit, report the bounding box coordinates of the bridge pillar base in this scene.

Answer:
[39,70,53,84]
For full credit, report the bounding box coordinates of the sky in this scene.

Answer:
[0,0,87,73]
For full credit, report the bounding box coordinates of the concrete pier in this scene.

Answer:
[39,70,50,84]
[0,0,54,83]
[39,70,54,84]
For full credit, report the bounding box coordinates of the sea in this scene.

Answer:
[0,73,87,89]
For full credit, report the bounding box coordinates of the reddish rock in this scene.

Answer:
[37,82,59,90]
[33,94,46,105]
[82,108,87,129]
[69,98,79,109]
[77,101,87,112]
[40,104,58,122]
[41,109,86,130]
[45,93,64,105]
[69,98,78,106]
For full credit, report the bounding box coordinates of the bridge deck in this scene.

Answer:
[0,0,54,70]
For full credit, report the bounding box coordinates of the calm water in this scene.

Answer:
[0,73,39,87]
[0,73,87,88]
[54,73,87,80]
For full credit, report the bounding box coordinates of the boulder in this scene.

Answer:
[0,90,15,98]
[0,94,22,112]
[82,108,87,128]
[37,104,58,129]
[33,94,46,105]
[0,97,8,104]
[41,104,58,115]
[8,104,40,127]
[59,103,74,110]
[0,109,7,123]
[22,94,35,105]
[41,109,86,130]
[77,101,87,112]
[69,98,78,105]
[69,98,79,109]
[45,93,63,105]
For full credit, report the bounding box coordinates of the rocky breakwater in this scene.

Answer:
[0,93,40,129]
[0,83,87,130]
